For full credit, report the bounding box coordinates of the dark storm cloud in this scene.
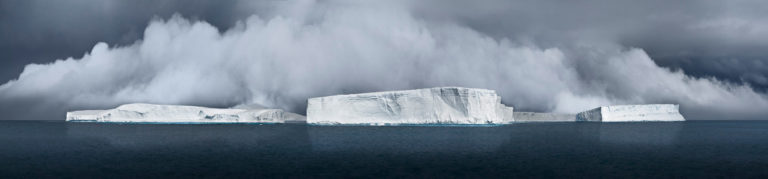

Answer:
[1,0,767,120]
[410,0,768,90]
[0,0,278,82]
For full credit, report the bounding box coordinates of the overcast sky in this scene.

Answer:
[1,0,767,120]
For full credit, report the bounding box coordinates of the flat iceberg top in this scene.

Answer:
[307,87,511,125]
[68,110,108,115]
[316,87,498,98]
[66,103,305,123]
[576,104,685,122]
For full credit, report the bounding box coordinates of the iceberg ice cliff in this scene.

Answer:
[64,88,687,124]
[576,104,685,122]
[307,87,513,125]
[66,103,305,123]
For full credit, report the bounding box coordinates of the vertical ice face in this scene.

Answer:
[306,87,512,125]
[576,104,686,122]
[66,103,304,123]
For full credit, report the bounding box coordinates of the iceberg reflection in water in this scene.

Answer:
[4,121,765,178]
[308,126,511,153]
[598,122,683,146]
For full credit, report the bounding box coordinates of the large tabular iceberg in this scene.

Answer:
[66,103,305,123]
[306,87,513,125]
[576,104,685,122]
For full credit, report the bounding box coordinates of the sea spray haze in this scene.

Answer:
[1,0,768,121]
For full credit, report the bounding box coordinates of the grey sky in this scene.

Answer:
[1,0,767,120]
[412,0,768,89]
[0,0,268,81]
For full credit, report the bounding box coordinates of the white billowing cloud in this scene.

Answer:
[1,0,767,120]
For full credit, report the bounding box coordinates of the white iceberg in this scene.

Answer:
[64,88,688,124]
[66,103,305,123]
[576,104,685,122]
[306,87,513,125]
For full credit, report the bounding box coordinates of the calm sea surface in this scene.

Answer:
[1,121,767,178]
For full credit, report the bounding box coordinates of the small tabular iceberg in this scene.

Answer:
[66,103,306,123]
[576,104,685,122]
[306,87,514,125]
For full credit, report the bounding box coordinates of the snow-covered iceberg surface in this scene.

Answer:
[66,103,305,123]
[513,112,575,122]
[575,104,685,122]
[307,87,513,125]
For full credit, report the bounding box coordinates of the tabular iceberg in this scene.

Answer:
[306,87,513,125]
[576,104,685,122]
[66,103,305,123]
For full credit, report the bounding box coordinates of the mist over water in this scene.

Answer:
[1,0,767,120]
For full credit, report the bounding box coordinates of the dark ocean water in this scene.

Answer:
[1,121,768,178]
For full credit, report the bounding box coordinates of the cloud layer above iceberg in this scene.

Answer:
[1,0,767,120]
